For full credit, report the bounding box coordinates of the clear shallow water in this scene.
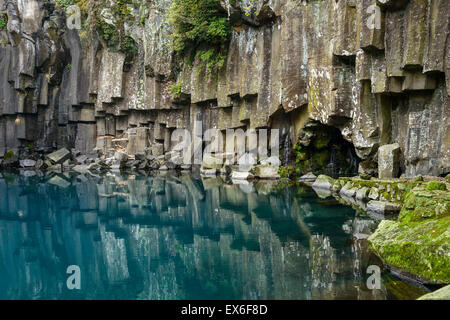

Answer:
[0,171,427,300]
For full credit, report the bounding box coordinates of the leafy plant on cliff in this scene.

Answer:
[169,81,183,99]
[163,81,183,100]
[167,0,231,73]
[3,150,14,160]
[0,14,7,30]
[90,0,137,57]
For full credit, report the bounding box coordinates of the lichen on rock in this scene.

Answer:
[368,189,450,284]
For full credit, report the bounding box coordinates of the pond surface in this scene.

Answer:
[0,171,427,300]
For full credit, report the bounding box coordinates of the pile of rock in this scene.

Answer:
[200,153,281,180]
[311,174,405,216]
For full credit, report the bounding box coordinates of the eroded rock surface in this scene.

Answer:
[0,0,448,179]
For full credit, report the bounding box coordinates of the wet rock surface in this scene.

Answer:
[0,0,448,179]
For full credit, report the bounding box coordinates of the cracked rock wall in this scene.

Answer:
[0,0,449,177]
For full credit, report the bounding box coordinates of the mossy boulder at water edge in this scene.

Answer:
[418,285,450,300]
[368,190,450,284]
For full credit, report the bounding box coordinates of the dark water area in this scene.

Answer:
[0,171,427,300]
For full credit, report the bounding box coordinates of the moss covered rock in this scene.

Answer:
[368,190,450,284]
[426,181,447,191]
[312,175,335,191]
[417,285,450,300]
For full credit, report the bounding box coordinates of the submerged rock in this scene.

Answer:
[48,175,71,188]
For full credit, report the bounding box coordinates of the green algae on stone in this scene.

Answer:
[426,181,447,192]
[368,190,450,284]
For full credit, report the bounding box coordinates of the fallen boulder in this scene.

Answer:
[47,148,71,164]
[367,200,402,215]
[312,175,335,191]
[299,172,317,183]
[254,164,280,179]
[417,285,450,300]
[19,159,36,168]
[378,143,401,179]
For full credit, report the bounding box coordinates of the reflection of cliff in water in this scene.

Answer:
[0,172,424,300]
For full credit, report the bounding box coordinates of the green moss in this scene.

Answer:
[312,150,329,168]
[368,190,450,284]
[426,181,447,191]
[169,81,183,99]
[3,149,14,160]
[167,0,231,75]
[360,173,371,180]
[0,14,7,30]
[399,191,450,224]
[278,166,295,179]
[368,218,450,284]
[91,0,137,55]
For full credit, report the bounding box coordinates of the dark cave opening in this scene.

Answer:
[283,121,361,178]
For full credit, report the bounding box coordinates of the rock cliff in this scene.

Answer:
[0,0,449,178]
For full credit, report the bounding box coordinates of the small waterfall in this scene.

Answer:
[327,147,337,177]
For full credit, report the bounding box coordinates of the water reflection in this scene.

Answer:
[0,171,425,300]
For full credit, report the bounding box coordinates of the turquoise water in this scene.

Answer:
[0,171,426,300]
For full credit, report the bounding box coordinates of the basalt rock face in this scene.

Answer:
[0,0,449,177]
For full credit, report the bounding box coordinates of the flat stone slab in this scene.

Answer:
[367,200,402,215]
[47,148,71,164]
[48,175,71,188]
[19,159,36,168]
[340,182,357,198]
[200,168,218,177]
[299,172,317,182]
[231,171,254,180]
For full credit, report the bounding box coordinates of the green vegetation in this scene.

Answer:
[278,166,295,179]
[368,188,450,284]
[55,0,89,14]
[163,81,184,100]
[55,0,76,10]
[426,181,447,191]
[57,0,137,56]
[167,0,231,73]
[3,149,14,160]
[93,0,137,56]
[0,14,7,30]
[169,81,183,99]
